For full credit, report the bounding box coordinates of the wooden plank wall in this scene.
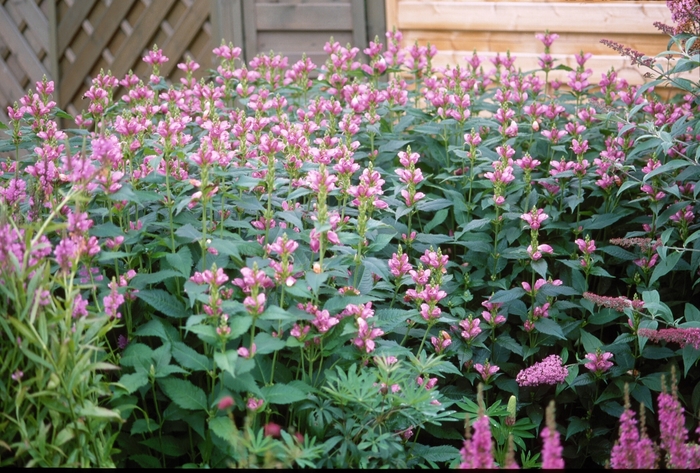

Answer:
[242,0,372,68]
[55,0,214,118]
[0,0,56,124]
[385,0,676,87]
[0,0,385,125]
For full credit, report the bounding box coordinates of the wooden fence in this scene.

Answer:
[0,0,385,124]
[0,0,684,126]
[385,0,676,87]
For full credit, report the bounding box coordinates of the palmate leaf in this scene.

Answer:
[158,377,208,411]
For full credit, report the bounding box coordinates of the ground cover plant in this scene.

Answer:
[1,0,700,468]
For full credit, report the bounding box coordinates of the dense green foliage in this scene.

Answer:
[1,1,699,468]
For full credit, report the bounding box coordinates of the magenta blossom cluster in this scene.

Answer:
[458,413,495,469]
[610,401,658,469]
[516,354,568,387]
[638,327,700,350]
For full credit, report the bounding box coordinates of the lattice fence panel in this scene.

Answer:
[0,0,54,124]
[56,0,213,118]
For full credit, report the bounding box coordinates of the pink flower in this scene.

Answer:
[521,208,548,230]
[217,396,235,410]
[475,361,499,383]
[541,401,564,469]
[575,237,596,255]
[431,330,452,354]
[583,350,614,374]
[459,316,482,341]
[610,401,658,469]
[536,31,560,48]
[459,414,495,469]
[516,355,568,387]
[389,251,412,278]
[238,344,256,358]
[527,243,554,260]
[658,386,692,468]
[247,397,264,411]
[637,327,700,350]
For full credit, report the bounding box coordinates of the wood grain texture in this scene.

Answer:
[385,0,677,86]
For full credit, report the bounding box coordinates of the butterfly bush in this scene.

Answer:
[1,0,700,468]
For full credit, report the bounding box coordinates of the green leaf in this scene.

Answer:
[682,344,700,377]
[565,416,589,440]
[579,331,602,353]
[137,289,189,318]
[642,159,690,182]
[378,139,411,153]
[98,251,131,262]
[120,343,154,372]
[531,259,547,279]
[685,303,700,322]
[214,350,238,378]
[578,213,625,230]
[229,315,253,339]
[649,251,682,286]
[133,318,172,340]
[641,346,676,359]
[130,454,161,468]
[416,198,453,212]
[588,308,622,325]
[375,308,415,333]
[489,287,526,304]
[368,232,395,253]
[305,271,328,295]
[209,416,237,443]
[159,378,208,411]
[188,324,218,345]
[424,208,449,234]
[175,224,202,241]
[166,246,193,277]
[76,403,123,421]
[261,383,308,404]
[588,266,614,278]
[631,384,654,414]
[534,318,565,339]
[539,284,578,297]
[277,211,304,231]
[692,380,700,415]
[117,372,149,394]
[210,238,261,262]
[130,270,184,289]
[496,334,523,356]
[260,305,296,321]
[171,342,212,372]
[415,444,461,463]
[140,435,185,457]
[253,332,286,355]
[457,218,490,235]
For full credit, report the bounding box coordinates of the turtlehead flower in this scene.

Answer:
[475,361,499,383]
[584,350,614,374]
[527,243,554,260]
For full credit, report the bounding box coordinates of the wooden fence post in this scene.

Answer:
[209,0,245,68]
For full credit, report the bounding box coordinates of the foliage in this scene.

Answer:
[1,1,700,467]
